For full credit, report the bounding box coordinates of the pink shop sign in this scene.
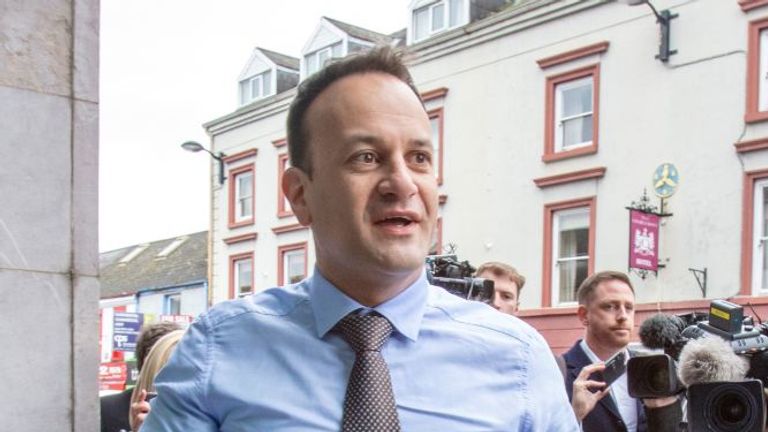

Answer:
[629,209,660,271]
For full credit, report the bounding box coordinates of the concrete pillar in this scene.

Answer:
[0,0,100,430]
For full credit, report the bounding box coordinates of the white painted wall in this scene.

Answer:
[206,0,764,310]
[0,0,100,430]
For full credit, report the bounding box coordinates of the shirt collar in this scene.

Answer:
[579,339,629,364]
[308,266,428,342]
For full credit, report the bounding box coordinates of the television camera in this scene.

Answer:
[425,254,494,305]
[629,299,768,431]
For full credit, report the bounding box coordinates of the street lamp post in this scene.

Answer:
[181,141,227,185]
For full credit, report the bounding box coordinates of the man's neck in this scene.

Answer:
[316,263,423,307]
[583,337,625,361]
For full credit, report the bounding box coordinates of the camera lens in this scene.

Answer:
[707,384,758,431]
[646,364,668,393]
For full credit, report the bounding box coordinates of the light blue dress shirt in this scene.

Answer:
[142,269,579,431]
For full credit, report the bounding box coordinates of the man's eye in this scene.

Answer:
[412,151,431,164]
[353,152,377,163]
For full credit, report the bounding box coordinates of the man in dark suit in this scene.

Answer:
[562,271,647,432]
[101,321,181,432]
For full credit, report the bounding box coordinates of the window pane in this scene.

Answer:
[239,81,249,104]
[562,115,593,148]
[449,0,464,27]
[237,172,253,219]
[285,250,306,284]
[558,258,589,303]
[305,54,317,75]
[558,209,589,258]
[762,185,768,237]
[432,3,445,31]
[430,115,441,179]
[166,294,181,315]
[261,71,272,96]
[317,49,330,70]
[250,77,261,99]
[237,259,253,295]
[414,7,429,41]
[561,79,592,118]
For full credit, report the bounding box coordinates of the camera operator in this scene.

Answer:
[562,271,681,432]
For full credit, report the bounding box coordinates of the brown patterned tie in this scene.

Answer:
[335,313,402,432]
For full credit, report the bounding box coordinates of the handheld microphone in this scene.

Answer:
[677,336,749,387]
[639,313,688,359]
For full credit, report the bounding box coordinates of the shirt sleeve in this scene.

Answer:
[140,314,219,431]
[526,332,581,432]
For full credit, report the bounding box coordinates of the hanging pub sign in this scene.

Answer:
[629,209,660,272]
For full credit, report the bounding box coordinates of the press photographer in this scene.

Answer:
[630,300,768,431]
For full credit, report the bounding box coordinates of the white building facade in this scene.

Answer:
[203,0,768,350]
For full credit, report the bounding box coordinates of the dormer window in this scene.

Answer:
[305,47,334,77]
[239,70,272,106]
[411,0,468,43]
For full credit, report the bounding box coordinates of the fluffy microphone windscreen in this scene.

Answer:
[677,336,749,387]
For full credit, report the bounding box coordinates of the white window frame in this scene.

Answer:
[554,76,594,152]
[283,248,306,285]
[753,179,768,294]
[306,47,333,76]
[234,258,253,298]
[551,207,590,306]
[760,28,768,112]
[412,0,467,42]
[234,170,254,222]
[250,75,263,100]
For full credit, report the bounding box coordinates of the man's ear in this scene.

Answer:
[282,167,312,226]
[577,304,589,326]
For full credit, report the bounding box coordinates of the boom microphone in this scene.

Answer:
[639,313,685,351]
[677,336,749,387]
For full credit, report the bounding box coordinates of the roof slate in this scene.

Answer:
[258,47,300,70]
[99,231,208,299]
[324,16,395,45]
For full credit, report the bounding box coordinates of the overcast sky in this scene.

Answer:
[99,0,409,252]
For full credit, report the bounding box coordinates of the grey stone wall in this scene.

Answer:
[0,0,100,430]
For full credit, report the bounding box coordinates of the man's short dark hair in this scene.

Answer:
[576,271,634,306]
[134,321,182,371]
[286,45,422,177]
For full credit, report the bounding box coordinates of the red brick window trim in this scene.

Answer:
[741,0,768,12]
[542,197,596,307]
[272,138,287,148]
[222,148,258,164]
[746,17,768,123]
[228,164,255,229]
[534,167,606,188]
[741,169,768,295]
[543,64,600,163]
[277,153,293,218]
[229,252,254,299]
[428,108,445,185]
[537,41,610,70]
[223,232,258,245]
[271,223,307,235]
[421,87,449,102]
[735,137,768,153]
[278,242,308,286]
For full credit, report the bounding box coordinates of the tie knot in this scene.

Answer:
[335,313,394,353]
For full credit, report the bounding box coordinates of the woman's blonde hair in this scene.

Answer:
[129,329,184,430]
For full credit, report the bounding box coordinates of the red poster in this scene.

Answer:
[629,209,660,271]
[99,361,127,391]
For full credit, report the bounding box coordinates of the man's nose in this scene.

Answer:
[378,157,418,198]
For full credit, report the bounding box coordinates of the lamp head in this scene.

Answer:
[181,141,204,152]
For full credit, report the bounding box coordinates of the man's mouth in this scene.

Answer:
[376,216,414,227]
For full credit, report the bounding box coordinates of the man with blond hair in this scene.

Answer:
[476,261,525,315]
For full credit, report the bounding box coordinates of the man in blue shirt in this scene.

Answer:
[141,46,578,431]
